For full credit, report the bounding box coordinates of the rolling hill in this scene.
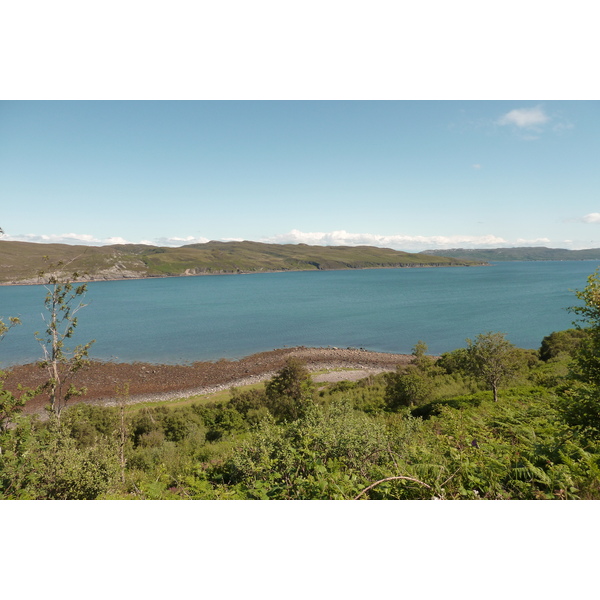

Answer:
[0,240,487,284]
[420,246,600,262]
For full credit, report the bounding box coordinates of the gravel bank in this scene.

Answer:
[4,347,413,414]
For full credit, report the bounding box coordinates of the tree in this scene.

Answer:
[35,260,95,421]
[265,358,314,421]
[385,341,438,410]
[410,340,437,373]
[466,332,521,402]
[558,269,600,438]
[568,268,600,385]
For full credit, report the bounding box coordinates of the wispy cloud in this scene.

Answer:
[582,213,600,223]
[497,106,549,129]
[494,105,568,140]
[472,164,482,169]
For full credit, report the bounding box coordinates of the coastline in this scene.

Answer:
[0,261,489,287]
[5,346,414,415]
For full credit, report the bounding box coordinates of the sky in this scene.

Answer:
[1,100,598,252]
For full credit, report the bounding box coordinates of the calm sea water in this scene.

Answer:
[0,261,597,366]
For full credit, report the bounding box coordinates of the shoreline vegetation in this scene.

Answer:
[0,239,487,285]
[4,326,599,500]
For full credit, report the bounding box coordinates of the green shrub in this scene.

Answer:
[539,328,587,361]
[385,366,435,410]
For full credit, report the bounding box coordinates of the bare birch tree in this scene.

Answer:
[35,259,95,421]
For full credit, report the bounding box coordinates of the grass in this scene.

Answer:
[123,382,266,413]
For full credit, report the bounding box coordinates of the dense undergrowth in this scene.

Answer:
[1,329,599,500]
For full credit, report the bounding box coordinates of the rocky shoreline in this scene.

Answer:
[4,346,414,415]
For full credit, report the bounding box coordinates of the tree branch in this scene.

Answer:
[354,475,432,500]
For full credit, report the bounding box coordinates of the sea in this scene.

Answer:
[0,261,598,366]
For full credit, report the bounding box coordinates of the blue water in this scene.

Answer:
[0,261,597,365]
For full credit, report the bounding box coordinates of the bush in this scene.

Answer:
[385,366,435,410]
[265,358,315,422]
[229,388,269,416]
[540,329,587,361]
[437,348,470,374]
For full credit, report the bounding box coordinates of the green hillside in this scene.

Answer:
[0,240,486,284]
[420,246,600,261]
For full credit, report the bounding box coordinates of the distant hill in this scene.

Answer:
[0,240,486,284]
[419,246,600,262]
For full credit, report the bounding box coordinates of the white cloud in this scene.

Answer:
[261,229,510,251]
[2,233,213,247]
[1,230,578,251]
[3,232,135,246]
[104,236,132,245]
[152,236,210,247]
[515,237,551,245]
[582,213,600,223]
[497,105,549,129]
[472,164,482,169]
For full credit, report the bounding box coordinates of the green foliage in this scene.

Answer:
[319,373,388,413]
[0,418,120,499]
[2,365,599,500]
[264,358,315,422]
[0,316,21,342]
[62,404,119,443]
[221,401,389,499]
[229,387,268,416]
[384,342,442,410]
[539,328,587,362]
[385,366,435,409]
[437,347,470,374]
[556,269,600,441]
[466,332,522,402]
[558,382,600,440]
[527,354,570,388]
[1,316,38,431]
[0,376,31,433]
[411,340,437,373]
[569,269,600,386]
[395,387,590,499]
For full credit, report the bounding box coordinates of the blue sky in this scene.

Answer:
[1,100,598,252]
